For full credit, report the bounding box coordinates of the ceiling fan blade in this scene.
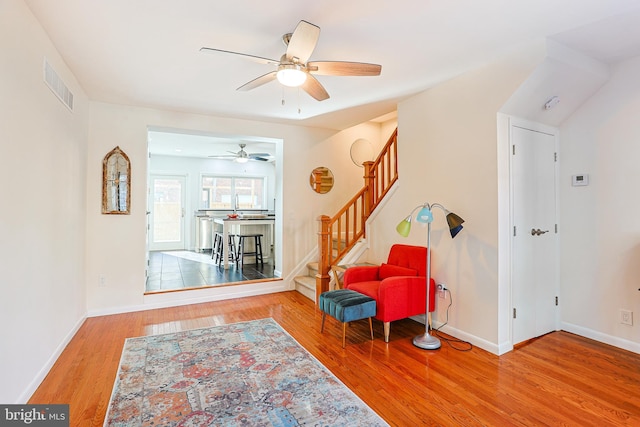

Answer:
[307,61,382,76]
[237,71,277,91]
[301,74,330,101]
[208,154,237,159]
[249,156,271,161]
[200,47,279,65]
[286,20,320,63]
[248,152,271,158]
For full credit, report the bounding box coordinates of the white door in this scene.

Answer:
[511,122,558,345]
[149,175,186,251]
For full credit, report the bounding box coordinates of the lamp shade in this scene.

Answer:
[446,212,465,238]
[449,224,463,238]
[396,216,412,237]
[416,206,433,223]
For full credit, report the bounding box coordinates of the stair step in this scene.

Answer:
[294,275,315,289]
[294,275,316,301]
[307,262,318,275]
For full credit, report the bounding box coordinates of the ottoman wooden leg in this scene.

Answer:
[321,312,326,333]
[342,323,347,348]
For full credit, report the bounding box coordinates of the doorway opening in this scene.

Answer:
[149,174,186,251]
[145,128,283,293]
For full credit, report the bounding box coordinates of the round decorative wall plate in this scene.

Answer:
[350,138,374,167]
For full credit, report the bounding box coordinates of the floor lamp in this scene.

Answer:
[396,203,464,350]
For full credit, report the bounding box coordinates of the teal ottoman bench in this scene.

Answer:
[319,289,377,347]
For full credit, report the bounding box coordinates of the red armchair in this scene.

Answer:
[342,244,435,342]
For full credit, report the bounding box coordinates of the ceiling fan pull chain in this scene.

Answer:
[297,88,301,114]
[281,86,285,106]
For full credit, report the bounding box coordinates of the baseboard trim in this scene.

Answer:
[88,281,289,317]
[409,315,500,355]
[19,314,87,403]
[432,322,500,355]
[561,322,640,355]
[430,321,640,356]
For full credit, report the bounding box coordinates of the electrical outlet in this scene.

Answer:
[437,283,447,299]
[99,275,107,287]
[620,309,633,326]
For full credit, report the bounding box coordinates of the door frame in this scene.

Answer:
[497,114,560,353]
[509,118,560,345]
[148,173,188,252]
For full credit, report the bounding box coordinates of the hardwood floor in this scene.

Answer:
[29,291,640,426]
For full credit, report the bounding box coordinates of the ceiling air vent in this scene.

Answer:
[43,58,73,111]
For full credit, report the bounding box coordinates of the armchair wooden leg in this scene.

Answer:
[368,318,374,340]
[383,322,390,343]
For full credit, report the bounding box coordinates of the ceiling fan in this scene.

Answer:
[208,144,272,163]
[200,20,382,101]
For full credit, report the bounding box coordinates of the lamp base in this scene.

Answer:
[413,332,441,350]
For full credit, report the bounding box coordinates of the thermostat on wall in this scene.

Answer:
[572,174,589,186]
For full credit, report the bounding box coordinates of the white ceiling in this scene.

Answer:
[147,129,281,159]
[146,111,397,158]
[24,0,640,134]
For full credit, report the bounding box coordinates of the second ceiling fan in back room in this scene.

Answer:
[208,144,272,163]
[200,20,382,101]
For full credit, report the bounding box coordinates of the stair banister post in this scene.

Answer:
[316,214,331,303]
[363,161,375,220]
[313,169,323,193]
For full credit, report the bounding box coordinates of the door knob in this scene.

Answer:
[530,228,549,236]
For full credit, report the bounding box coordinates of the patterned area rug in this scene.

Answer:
[105,318,388,426]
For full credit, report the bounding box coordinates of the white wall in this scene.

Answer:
[0,0,89,403]
[85,102,389,314]
[559,55,640,352]
[366,45,545,353]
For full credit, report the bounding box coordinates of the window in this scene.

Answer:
[201,175,265,210]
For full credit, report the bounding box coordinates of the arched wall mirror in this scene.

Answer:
[102,146,131,214]
[309,166,334,194]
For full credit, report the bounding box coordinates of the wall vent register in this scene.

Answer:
[43,58,74,111]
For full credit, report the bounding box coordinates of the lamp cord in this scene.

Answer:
[432,290,473,351]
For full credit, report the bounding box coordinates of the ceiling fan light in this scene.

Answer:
[235,157,249,164]
[277,65,307,87]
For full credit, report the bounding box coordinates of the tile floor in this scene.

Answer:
[146,250,277,293]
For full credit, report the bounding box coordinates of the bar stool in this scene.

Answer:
[212,231,236,265]
[211,232,222,260]
[236,234,264,268]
